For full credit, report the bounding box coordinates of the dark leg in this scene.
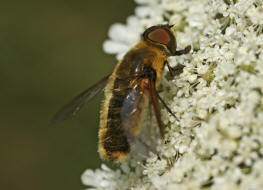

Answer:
[149,77,164,138]
[156,93,179,122]
[148,102,153,128]
[165,60,175,77]
[172,63,185,75]
[174,45,191,56]
[165,61,186,77]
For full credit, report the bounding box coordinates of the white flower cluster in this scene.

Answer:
[82,0,263,189]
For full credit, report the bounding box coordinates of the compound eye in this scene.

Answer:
[147,28,171,45]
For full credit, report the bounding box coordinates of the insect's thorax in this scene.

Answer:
[116,41,167,86]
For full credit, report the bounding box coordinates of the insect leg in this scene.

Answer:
[172,63,185,75]
[165,60,175,77]
[156,93,179,122]
[174,45,191,56]
[149,76,164,138]
[165,61,185,77]
[148,99,154,127]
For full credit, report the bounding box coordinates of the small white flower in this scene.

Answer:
[82,0,263,189]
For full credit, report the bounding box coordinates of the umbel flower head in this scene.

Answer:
[82,0,263,189]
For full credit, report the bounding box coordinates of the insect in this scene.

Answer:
[52,24,191,162]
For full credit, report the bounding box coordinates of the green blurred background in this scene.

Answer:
[0,1,135,190]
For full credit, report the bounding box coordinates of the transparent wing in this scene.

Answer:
[51,74,110,123]
[120,83,148,142]
[120,76,164,140]
[120,81,160,158]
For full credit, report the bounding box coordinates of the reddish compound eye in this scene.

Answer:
[147,28,171,45]
[143,25,177,55]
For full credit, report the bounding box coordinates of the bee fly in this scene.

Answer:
[52,24,191,162]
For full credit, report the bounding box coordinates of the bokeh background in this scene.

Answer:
[0,1,136,190]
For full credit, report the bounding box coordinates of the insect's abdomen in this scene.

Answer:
[99,79,133,162]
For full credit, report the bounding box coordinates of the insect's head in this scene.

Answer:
[142,24,177,56]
